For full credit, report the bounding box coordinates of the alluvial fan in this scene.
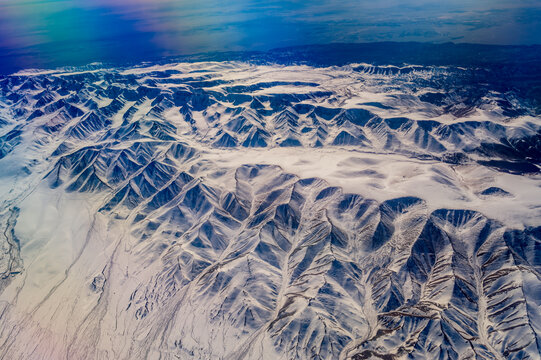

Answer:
[0,58,540,359]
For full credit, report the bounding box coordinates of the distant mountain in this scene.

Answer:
[0,50,539,359]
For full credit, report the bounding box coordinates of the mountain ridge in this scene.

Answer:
[0,57,539,359]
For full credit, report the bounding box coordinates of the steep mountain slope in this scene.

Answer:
[0,60,539,359]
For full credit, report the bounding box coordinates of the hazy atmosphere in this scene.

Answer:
[1,0,540,72]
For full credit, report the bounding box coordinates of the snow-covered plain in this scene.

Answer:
[0,61,539,359]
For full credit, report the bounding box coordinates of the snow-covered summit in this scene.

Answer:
[0,60,539,359]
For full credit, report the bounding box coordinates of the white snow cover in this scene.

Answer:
[0,62,539,359]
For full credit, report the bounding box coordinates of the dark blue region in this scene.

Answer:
[226,42,541,68]
[4,41,541,72]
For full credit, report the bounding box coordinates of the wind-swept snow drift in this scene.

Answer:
[0,60,540,359]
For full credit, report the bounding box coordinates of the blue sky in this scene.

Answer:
[0,0,540,72]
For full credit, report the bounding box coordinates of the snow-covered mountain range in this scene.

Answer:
[0,54,540,359]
